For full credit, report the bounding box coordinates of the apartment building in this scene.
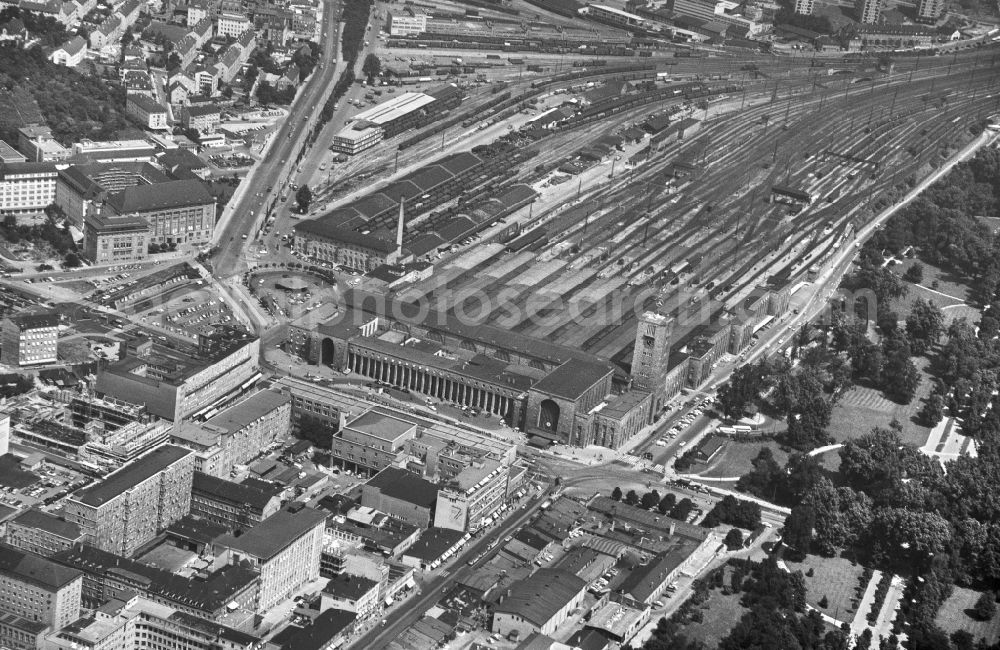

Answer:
[217,505,328,611]
[1,312,59,366]
[171,388,291,477]
[62,444,195,556]
[916,0,944,21]
[0,161,57,214]
[0,544,83,630]
[855,0,883,24]
[49,35,87,66]
[794,0,814,15]
[125,94,169,130]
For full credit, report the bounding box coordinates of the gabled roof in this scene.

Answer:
[494,568,586,627]
[192,472,278,512]
[106,179,213,214]
[59,35,87,56]
[216,506,328,560]
[0,543,82,589]
[9,509,82,540]
[530,358,612,401]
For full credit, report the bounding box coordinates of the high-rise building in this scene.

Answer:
[630,312,674,412]
[434,459,509,532]
[0,411,8,456]
[63,444,195,557]
[855,0,883,24]
[0,544,83,631]
[1,312,59,366]
[916,0,944,21]
[794,0,814,15]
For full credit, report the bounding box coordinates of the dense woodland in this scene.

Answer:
[655,149,1000,648]
[0,47,129,144]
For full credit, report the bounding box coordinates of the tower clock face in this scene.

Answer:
[644,335,655,348]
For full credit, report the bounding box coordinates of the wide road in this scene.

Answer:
[353,489,552,650]
[212,0,343,278]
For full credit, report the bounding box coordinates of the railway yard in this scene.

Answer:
[283,45,1000,371]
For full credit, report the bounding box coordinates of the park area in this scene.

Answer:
[785,553,867,625]
[935,586,1000,646]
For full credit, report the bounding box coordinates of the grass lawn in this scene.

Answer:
[935,586,1000,645]
[785,554,867,624]
[678,585,747,648]
[54,279,97,294]
[829,355,934,447]
[699,440,790,479]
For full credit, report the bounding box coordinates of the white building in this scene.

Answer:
[217,11,253,38]
[386,10,427,36]
[126,94,169,131]
[0,161,58,214]
[49,35,87,67]
[433,459,510,532]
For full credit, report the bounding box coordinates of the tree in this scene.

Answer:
[973,592,996,621]
[611,486,622,501]
[64,252,81,268]
[905,299,944,356]
[296,184,313,213]
[362,52,381,80]
[818,595,829,608]
[903,262,924,284]
[919,393,945,427]
[657,492,676,515]
[718,362,766,419]
[724,528,744,550]
[625,489,639,506]
[640,490,661,510]
[669,497,695,521]
[2,214,16,230]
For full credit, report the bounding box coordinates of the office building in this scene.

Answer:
[1,312,59,366]
[72,139,157,163]
[386,10,427,35]
[190,472,282,532]
[434,459,509,532]
[55,161,167,227]
[360,467,438,528]
[0,543,83,630]
[216,505,328,611]
[855,0,883,23]
[171,388,291,477]
[16,125,70,162]
[102,178,216,245]
[96,328,261,422]
[4,510,84,557]
[0,161,58,214]
[794,0,814,14]
[82,211,151,264]
[0,139,27,164]
[63,444,195,556]
[331,122,385,155]
[0,412,8,456]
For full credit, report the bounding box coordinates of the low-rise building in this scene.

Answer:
[16,125,69,162]
[491,568,587,638]
[360,467,438,529]
[126,94,169,130]
[183,103,222,134]
[1,312,59,367]
[49,35,87,66]
[320,574,380,617]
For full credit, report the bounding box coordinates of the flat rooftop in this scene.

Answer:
[71,445,192,508]
[345,409,417,442]
[217,505,328,561]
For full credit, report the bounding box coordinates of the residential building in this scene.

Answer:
[360,467,438,528]
[126,94,169,130]
[491,568,587,638]
[16,125,70,162]
[49,35,87,66]
[1,312,59,367]
[4,510,84,557]
[855,0,883,23]
[216,505,328,611]
[794,0,814,14]
[171,388,292,477]
[101,178,216,245]
[217,11,252,37]
[190,472,282,532]
[82,211,151,264]
[96,328,261,422]
[0,544,83,630]
[0,161,57,214]
[182,103,222,134]
[62,444,195,556]
[916,0,944,21]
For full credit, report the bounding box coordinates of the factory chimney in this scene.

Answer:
[396,199,405,255]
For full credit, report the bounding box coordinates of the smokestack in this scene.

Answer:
[396,199,405,254]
